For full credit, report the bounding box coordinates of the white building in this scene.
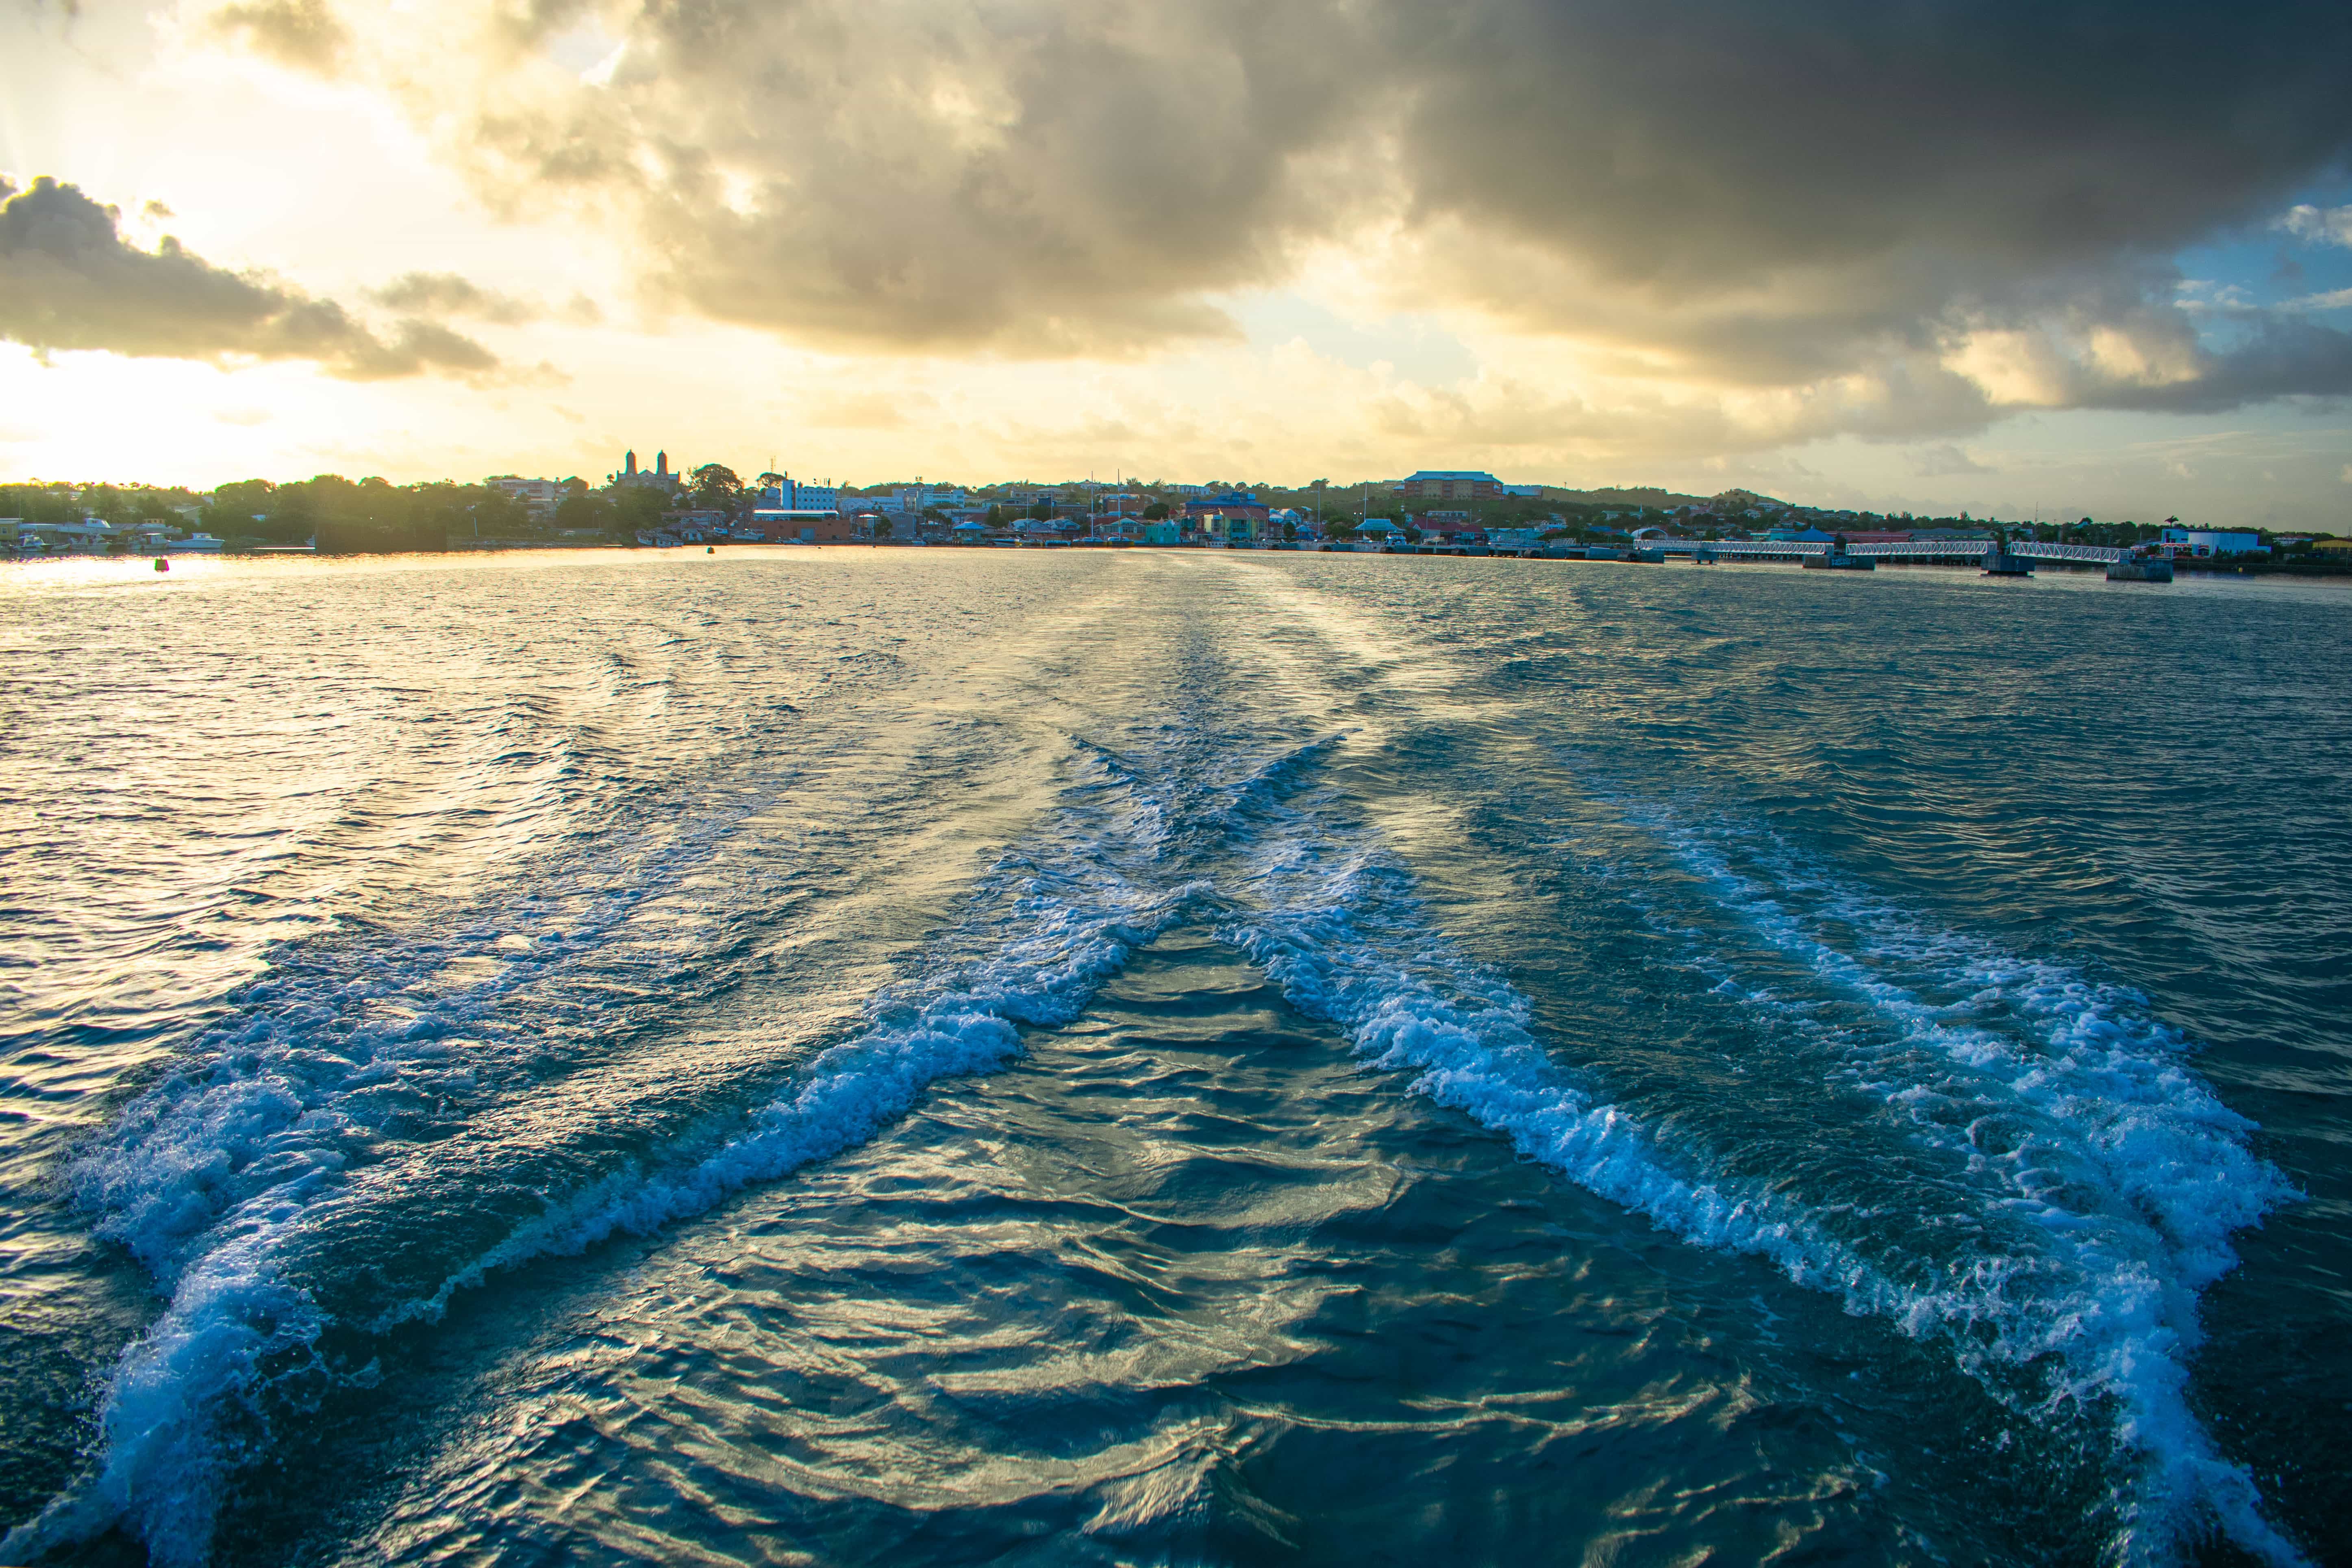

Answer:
[15,518,152,552]
[487,476,562,520]
[2159,526,2265,559]
[756,478,842,513]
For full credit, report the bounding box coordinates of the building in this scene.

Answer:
[13,517,181,553]
[859,485,971,520]
[745,509,856,544]
[611,450,683,492]
[1179,497,1269,528]
[1143,519,1182,545]
[2159,526,2265,559]
[1397,470,1504,501]
[661,509,730,542]
[755,477,841,514]
[486,476,561,520]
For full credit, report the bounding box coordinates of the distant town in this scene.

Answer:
[5,459,2345,569]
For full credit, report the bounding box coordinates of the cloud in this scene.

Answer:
[369,271,603,326]
[369,270,579,326]
[2075,317,2352,413]
[273,0,1377,355]
[207,0,346,72]
[800,390,937,431]
[0,175,498,378]
[203,0,2352,427]
[2277,204,2352,248]
[371,271,527,321]
[1907,444,1997,477]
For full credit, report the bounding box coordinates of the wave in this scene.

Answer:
[4,728,1228,1566]
[1633,811,2291,1292]
[1217,787,2305,1566]
[17,686,2303,1567]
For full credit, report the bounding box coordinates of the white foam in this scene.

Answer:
[1643,818,2289,1286]
[1219,796,2305,1566]
[11,736,1196,1566]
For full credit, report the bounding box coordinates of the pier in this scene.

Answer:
[1668,539,2128,567]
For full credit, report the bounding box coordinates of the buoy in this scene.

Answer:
[706,545,715,554]
[154,557,170,572]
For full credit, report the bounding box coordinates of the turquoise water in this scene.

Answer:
[1,550,2345,1565]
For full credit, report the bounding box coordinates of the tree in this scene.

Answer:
[873,517,894,538]
[1142,500,1170,520]
[2,485,77,525]
[1281,520,1298,542]
[985,504,1006,526]
[1029,500,1054,521]
[614,486,666,539]
[555,492,618,537]
[690,463,744,512]
[202,479,277,539]
[83,484,128,524]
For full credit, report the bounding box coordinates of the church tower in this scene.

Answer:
[656,451,669,476]
[625,450,637,476]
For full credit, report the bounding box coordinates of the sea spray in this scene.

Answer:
[1219,792,2305,1565]
[7,726,1221,1565]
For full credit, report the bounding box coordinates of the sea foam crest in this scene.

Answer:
[1608,809,2305,1561]
[62,775,796,1291]
[1643,815,2291,1291]
[10,738,1196,1567]
[1219,794,2304,1566]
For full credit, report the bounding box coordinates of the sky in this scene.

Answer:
[3,0,2350,527]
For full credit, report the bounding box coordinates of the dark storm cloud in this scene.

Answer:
[1378,0,2352,408]
[2085,319,2352,413]
[0,175,499,377]
[446,0,1369,354]
[275,0,2352,413]
[1391,1,2351,296]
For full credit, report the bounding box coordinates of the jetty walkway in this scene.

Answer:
[1680,539,2126,565]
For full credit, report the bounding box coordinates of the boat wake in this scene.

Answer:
[1213,767,2302,1565]
[12,707,2302,1567]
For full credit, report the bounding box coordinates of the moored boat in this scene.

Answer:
[1803,542,1875,570]
[2106,550,2174,582]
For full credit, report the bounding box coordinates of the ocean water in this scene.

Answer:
[1,548,2345,1567]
